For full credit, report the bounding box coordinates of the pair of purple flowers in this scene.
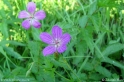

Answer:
[18,2,71,56]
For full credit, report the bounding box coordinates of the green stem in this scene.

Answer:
[77,53,90,74]
[64,58,81,81]
[6,58,11,71]
[77,0,86,15]
[63,56,92,58]
[54,71,70,81]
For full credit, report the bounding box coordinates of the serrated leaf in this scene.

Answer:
[28,41,41,56]
[30,62,55,82]
[41,70,55,82]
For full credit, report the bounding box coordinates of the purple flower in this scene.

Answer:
[40,25,71,56]
[18,2,46,29]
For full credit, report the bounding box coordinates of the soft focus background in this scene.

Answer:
[0,0,124,81]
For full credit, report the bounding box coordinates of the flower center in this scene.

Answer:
[30,16,33,18]
[53,39,61,48]
[29,13,34,19]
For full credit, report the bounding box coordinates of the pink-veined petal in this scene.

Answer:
[31,19,41,28]
[52,25,62,39]
[43,46,56,56]
[34,10,46,20]
[22,19,31,29]
[27,2,36,13]
[61,33,71,44]
[18,10,30,19]
[57,44,66,53]
[40,32,53,44]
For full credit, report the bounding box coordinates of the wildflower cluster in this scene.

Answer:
[18,2,71,56]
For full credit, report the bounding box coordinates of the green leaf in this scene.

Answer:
[0,46,6,56]
[81,27,94,53]
[2,0,12,10]
[89,73,104,80]
[30,62,55,82]
[102,43,124,56]
[71,70,86,81]
[31,27,41,41]
[102,57,124,70]
[35,69,55,82]
[90,15,100,33]
[98,0,117,8]
[88,0,97,15]
[11,67,26,76]
[3,46,23,60]
[95,65,111,77]
[76,73,87,80]
[73,40,86,65]
[78,15,88,28]
[51,59,70,70]
[0,23,9,39]
[112,73,119,78]
[30,62,39,74]
[28,41,41,56]
[14,75,35,82]
[7,41,26,46]
[0,40,26,46]
[83,62,93,71]
[121,69,124,78]
[0,70,3,79]
[40,69,55,82]
[63,40,76,57]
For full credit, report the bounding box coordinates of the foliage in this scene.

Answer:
[0,0,124,82]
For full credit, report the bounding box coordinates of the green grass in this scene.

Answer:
[0,0,124,82]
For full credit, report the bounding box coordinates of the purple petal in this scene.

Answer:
[61,33,71,44]
[43,46,56,56]
[57,44,66,53]
[40,32,53,44]
[34,10,46,20]
[27,2,36,13]
[18,10,30,19]
[22,19,31,29]
[31,19,41,28]
[52,25,62,39]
